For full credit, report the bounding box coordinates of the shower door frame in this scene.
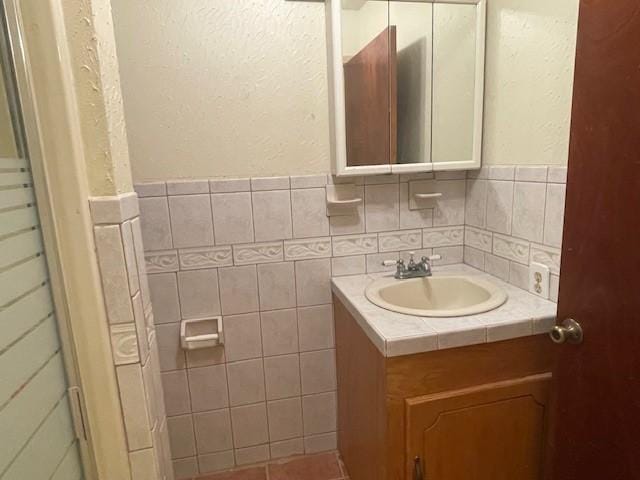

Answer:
[1,0,97,477]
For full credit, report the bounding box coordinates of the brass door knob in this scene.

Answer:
[550,318,583,344]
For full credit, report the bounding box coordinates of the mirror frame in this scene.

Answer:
[326,0,486,177]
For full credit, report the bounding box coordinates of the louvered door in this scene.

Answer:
[0,9,84,480]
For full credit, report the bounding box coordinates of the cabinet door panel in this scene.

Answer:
[406,374,550,480]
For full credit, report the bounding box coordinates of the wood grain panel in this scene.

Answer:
[344,26,397,167]
[406,375,551,480]
[547,0,640,478]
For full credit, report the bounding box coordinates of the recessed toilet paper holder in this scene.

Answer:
[180,316,224,350]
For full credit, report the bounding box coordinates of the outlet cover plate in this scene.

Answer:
[529,262,550,299]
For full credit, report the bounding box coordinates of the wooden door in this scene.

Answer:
[406,374,551,480]
[344,26,397,167]
[545,1,640,479]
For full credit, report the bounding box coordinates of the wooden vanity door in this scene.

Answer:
[406,374,551,480]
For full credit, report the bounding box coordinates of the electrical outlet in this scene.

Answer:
[529,262,550,298]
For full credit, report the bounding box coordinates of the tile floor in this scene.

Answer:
[191,452,349,480]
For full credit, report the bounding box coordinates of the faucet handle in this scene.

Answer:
[427,254,441,262]
[382,260,399,267]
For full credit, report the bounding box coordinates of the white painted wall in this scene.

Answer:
[112,0,578,181]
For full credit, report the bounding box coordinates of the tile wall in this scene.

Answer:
[89,194,174,480]
[135,172,469,478]
[464,165,567,302]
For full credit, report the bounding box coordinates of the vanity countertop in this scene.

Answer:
[331,264,558,357]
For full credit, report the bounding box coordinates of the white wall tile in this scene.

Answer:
[230,403,269,448]
[168,195,215,248]
[226,359,266,406]
[257,262,296,311]
[300,349,336,395]
[121,220,140,296]
[432,180,466,227]
[465,179,487,228]
[94,225,134,325]
[291,188,330,238]
[167,415,196,459]
[251,176,290,191]
[544,183,566,248]
[110,323,139,365]
[267,397,303,442]
[135,182,167,198]
[211,192,254,245]
[223,313,263,362]
[295,259,332,306]
[515,166,548,182]
[304,433,337,454]
[298,305,335,352]
[234,445,270,466]
[399,182,434,229]
[547,166,568,183]
[179,246,233,270]
[489,166,515,180]
[270,438,304,459]
[117,364,153,450]
[139,197,173,250]
[161,370,191,416]
[366,252,398,274]
[210,178,251,193]
[264,354,301,400]
[148,273,180,324]
[188,365,229,412]
[261,309,299,357]
[463,246,485,270]
[290,175,327,189]
[129,448,158,480]
[512,182,546,242]
[167,180,209,195]
[177,269,221,319]
[433,246,464,265]
[331,255,366,276]
[156,323,185,371]
[252,190,293,241]
[302,392,336,436]
[193,409,233,454]
[198,450,235,475]
[509,262,529,290]
[484,253,510,281]
[364,184,399,232]
[218,266,259,315]
[485,180,514,234]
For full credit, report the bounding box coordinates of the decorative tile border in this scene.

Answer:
[145,250,179,274]
[493,234,530,265]
[530,243,561,274]
[464,226,492,252]
[110,323,140,365]
[178,246,233,270]
[233,241,284,265]
[378,230,422,252]
[332,233,378,257]
[423,226,464,248]
[284,237,332,261]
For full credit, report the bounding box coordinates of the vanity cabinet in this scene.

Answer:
[334,297,554,480]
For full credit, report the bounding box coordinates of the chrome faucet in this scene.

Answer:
[382,252,441,280]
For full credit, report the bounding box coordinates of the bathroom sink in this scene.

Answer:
[365,275,507,317]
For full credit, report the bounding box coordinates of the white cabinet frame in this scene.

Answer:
[326,0,487,177]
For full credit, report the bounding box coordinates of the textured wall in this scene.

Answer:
[112,0,578,181]
[483,0,579,165]
[111,0,330,182]
[61,0,133,195]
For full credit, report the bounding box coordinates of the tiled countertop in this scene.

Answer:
[331,264,558,357]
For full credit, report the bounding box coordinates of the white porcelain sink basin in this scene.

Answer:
[365,275,507,317]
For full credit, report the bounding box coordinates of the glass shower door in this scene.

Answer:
[0,7,84,480]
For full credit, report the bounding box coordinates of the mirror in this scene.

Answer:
[330,0,485,175]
